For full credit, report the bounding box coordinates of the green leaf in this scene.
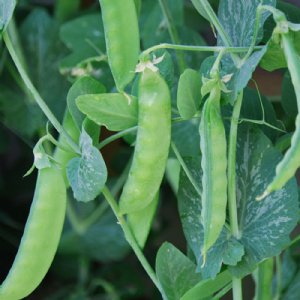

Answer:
[76,93,138,132]
[171,119,201,157]
[229,125,299,278]
[221,47,268,104]
[67,76,106,129]
[190,0,210,22]
[216,0,275,102]
[241,88,282,141]
[156,242,201,300]
[127,193,159,249]
[0,85,43,140]
[282,70,297,119]
[180,270,232,300]
[283,270,300,300]
[260,31,300,71]
[177,69,202,120]
[67,129,107,202]
[60,14,106,71]
[281,250,297,290]
[0,0,16,34]
[178,126,298,279]
[20,9,69,121]
[59,209,130,262]
[178,157,244,279]
[217,0,275,47]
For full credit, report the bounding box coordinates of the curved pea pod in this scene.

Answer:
[99,0,140,92]
[127,192,159,248]
[119,68,171,214]
[0,167,67,300]
[199,86,227,260]
[261,33,300,198]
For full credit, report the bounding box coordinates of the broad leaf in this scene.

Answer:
[190,0,210,22]
[180,270,232,300]
[20,9,69,121]
[217,0,275,48]
[0,0,16,34]
[67,76,106,129]
[178,126,298,279]
[283,270,300,300]
[67,129,107,202]
[241,88,282,141]
[76,93,138,132]
[156,242,201,300]
[60,14,106,71]
[260,31,300,71]
[229,126,298,278]
[172,119,201,157]
[177,69,202,120]
[216,0,275,102]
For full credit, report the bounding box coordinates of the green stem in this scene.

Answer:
[158,0,186,73]
[142,43,263,58]
[98,126,138,149]
[254,258,274,300]
[102,186,164,295]
[3,32,80,154]
[274,256,282,300]
[228,92,244,300]
[171,141,202,197]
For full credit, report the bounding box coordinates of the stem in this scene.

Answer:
[142,43,263,58]
[232,278,243,300]
[254,258,274,300]
[171,141,202,197]
[158,0,186,73]
[3,32,80,154]
[102,186,164,295]
[98,126,138,149]
[274,256,282,300]
[228,92,243,300]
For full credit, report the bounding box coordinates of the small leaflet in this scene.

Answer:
[67,129,107,202]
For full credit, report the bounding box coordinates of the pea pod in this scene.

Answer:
[119,68,171,214]
[199,86,227,259]
[262,32,300,197]
[99,0,140,92]
[0,167,66,300]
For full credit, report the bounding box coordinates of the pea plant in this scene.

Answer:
[1,0,300,299]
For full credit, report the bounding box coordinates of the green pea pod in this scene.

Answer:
[262,32,300,197]
[0,167,66,300]
[127,192,159,248]
[119,68,171,214]
[99,0,140,92]
[199,86,227,261]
